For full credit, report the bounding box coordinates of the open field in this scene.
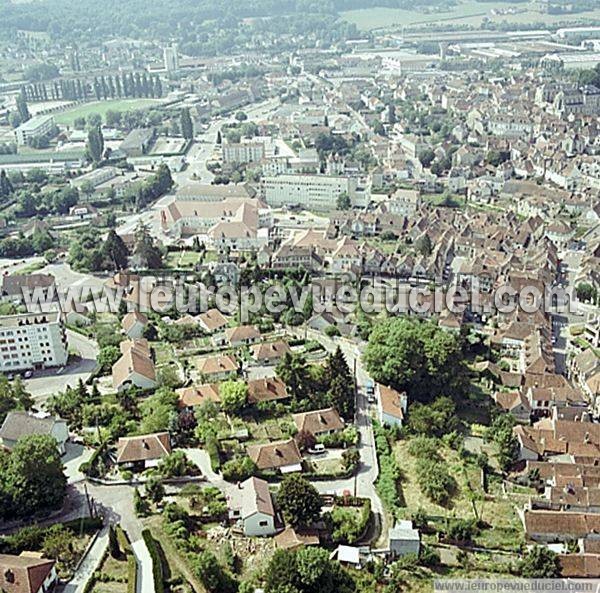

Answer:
[340,1,600,31]
[54,99,161,126]
[394,439,525,551]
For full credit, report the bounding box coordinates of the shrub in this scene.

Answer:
[142,529,165,593]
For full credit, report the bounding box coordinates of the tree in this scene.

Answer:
[276,352,311,402]
[0,170,14,198]
[519,546,559,578]
[325,347,355,419]
[341,448,360,472]
[219,380,248,415]
[415,457,456,506]
[132,222,163,269]
[216,130,222,144]
[419,149,435,168]
[108,524,121,558]
[181,108,194,140]
[86,126,104,163]
[576,282,598,304]
[487,414,518,472]
[145,476,165,503]
[42,525,77,569]
[415,233,432,257]
[364,317,467,402]
[16,88,30,123]
[98,345,120,373]
[264,547,355,593]
[193,550,237,593]
[295,429,316,452]
[408,396,457,437]
[336,192,351,210]
[102,230,129,270]
[0,434,67,519]
[277,474,322,528]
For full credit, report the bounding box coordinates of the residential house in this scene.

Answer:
[116,432,171,470]
[1,274,55,304]
[292,407,344,437]
[177,383,221,410]
[197,309,229,334]
[376,384,408,428]
[225,325,260,348]
[112,339,157,392]
[228,476,277,536]
[250,340,292,365]
[247,439,303,473]
[121,311,148,340]
[522,509,600,543]
[0,411,69,455]
[0,552,57,593]
[197,354,238,381]
[247,376,290,405]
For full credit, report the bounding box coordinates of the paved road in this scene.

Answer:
[60,526,108,593]
[131,539,155,593]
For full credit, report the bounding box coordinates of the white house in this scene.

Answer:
[112,339,157,392]
[228,477,277,537]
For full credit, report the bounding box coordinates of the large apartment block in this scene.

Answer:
[222,142,265,165]
[0,310,68,373]
[262,174,366,211]
[14,114,56,146]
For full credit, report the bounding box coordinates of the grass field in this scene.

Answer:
[340,1,600,31]
[54,99,161,126]
[394,439,525,551]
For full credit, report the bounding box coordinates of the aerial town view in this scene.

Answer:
[0,0,599,591]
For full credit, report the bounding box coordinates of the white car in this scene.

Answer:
[309,444,326,455]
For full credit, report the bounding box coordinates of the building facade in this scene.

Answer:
[0,311,68,373]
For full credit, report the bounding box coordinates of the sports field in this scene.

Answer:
[54,99,161,126]
[340,1,600,31]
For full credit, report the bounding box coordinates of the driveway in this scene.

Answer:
[63,443,94,484]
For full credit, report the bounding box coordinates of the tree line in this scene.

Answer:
[21,72,163,103]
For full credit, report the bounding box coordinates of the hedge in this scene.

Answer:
[115,525,137,593]
[142,529,164,593]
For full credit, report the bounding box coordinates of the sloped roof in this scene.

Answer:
[116,432,171,464]
[247,439,302,470]
[293,407,344,435]
[0,553,55,593]
[0,412,65,443]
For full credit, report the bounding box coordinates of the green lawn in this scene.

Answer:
[165,250,203,270]
[54,99,161,126]
[340,0,600,30]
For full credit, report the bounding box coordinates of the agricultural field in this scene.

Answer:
[54,99,161,126]
[339,0,600,31]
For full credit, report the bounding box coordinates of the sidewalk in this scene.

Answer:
[59,526,108,593]
[131,538,156,593]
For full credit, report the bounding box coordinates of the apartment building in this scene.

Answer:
[14,114,56,146]
[0,310,68,373]
[262,174,367,211]
[222,141,265,165]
